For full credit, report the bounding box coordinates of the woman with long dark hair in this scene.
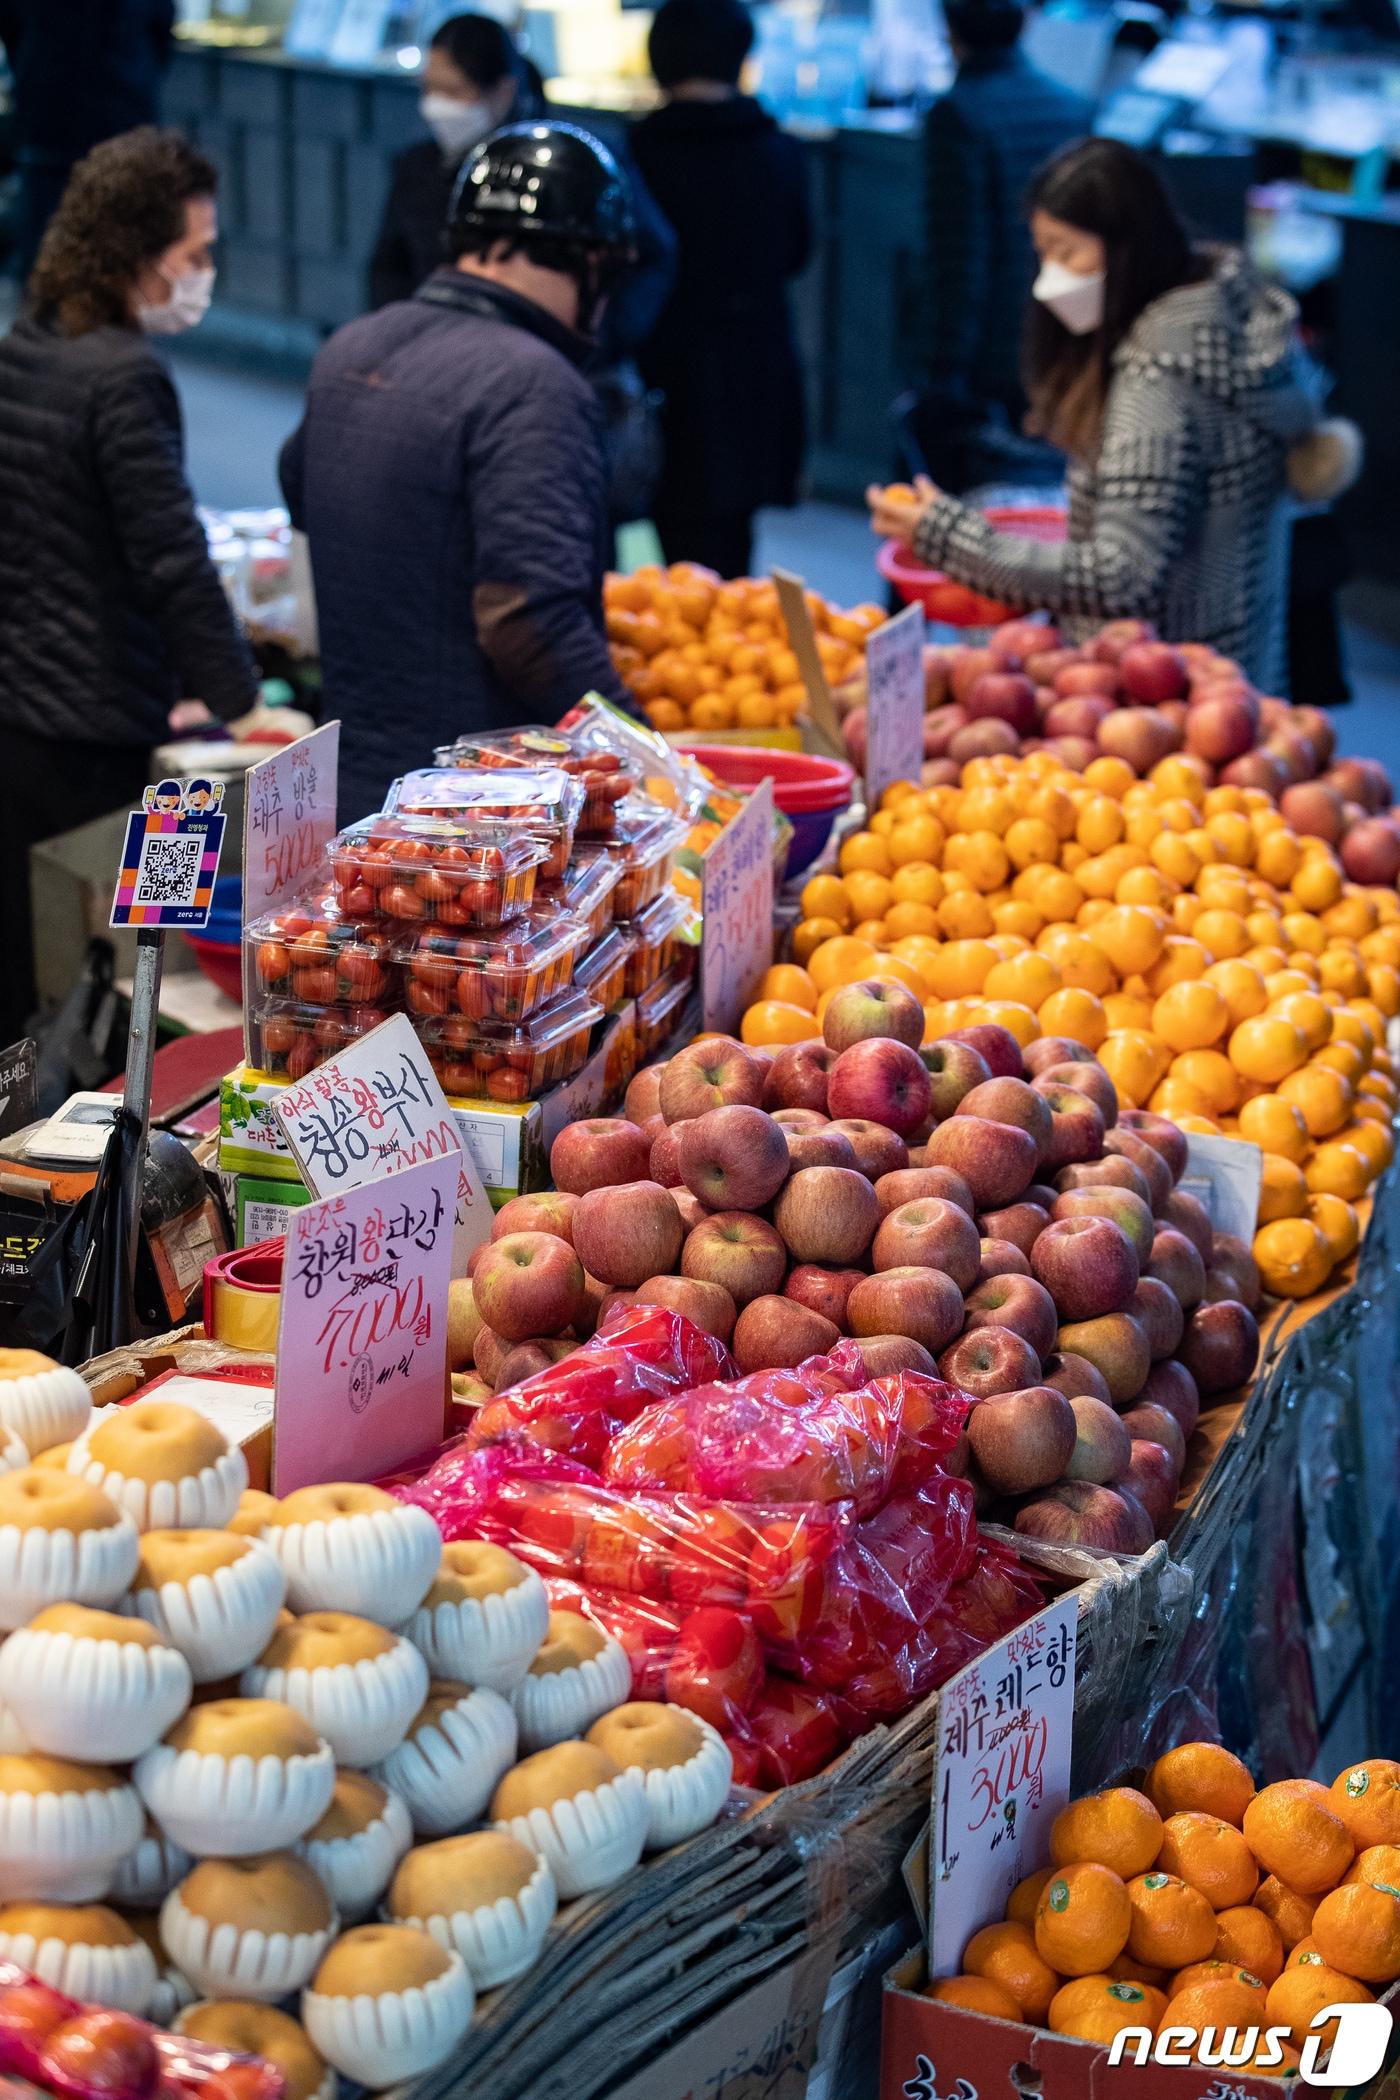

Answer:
[871,138,1339,690]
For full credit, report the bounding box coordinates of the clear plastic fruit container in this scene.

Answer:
[396,909,590,1026]
[534,845,622,942]
[385,766,585,881]
[249,996,396,1079]
[329,816,549,930]
[246,891,397,1008]
[636,958,696,1064]
[432,727,639,837]
[620,889,691,997]
[605,807,689,918]
[573,925,633,1012]
[412,988,603,1102]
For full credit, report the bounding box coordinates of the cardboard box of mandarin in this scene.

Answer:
[878,1597,1395,2100]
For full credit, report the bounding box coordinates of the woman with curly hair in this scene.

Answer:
[0,125,257,1038]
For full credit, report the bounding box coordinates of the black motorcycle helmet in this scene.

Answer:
[448,121,637,334]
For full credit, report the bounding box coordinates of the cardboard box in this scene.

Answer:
[86,1349,275,1492]
[606,1940,837,2100]
[880,1947,1400,2100]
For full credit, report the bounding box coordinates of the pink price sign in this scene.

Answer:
[701,780,774,1035]
[243,722,340,919]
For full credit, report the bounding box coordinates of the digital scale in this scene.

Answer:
[20,1092,122,1167]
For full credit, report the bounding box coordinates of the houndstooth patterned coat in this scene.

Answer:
[912,252,1319,691]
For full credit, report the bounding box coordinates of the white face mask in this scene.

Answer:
[1033,258,1106,336]
[421,91,496,157]
[136,261,215,336]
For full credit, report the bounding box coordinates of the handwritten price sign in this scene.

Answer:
[929,1593,1077,1975]
[701,781,774,1035]
[273,1152,456,1493]
[243,722,340,920]
[272,1013,491,1278]
[863,602,926,811]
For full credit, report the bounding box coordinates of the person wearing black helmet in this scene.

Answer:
[278,121,637,823]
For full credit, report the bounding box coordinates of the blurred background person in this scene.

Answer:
[871,139,1336,691]
[911,0,1090,492]
[632,0,811,579]
[0,127,258,1039]
[0,0,175,282]
[282,124,636,823]
[368,12,674,525]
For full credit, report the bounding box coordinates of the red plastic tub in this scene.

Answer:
[678,745,855,879]
[878,504,1068,626]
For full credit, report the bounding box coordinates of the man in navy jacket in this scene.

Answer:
[279,123,635,825]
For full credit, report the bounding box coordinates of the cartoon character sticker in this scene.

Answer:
[141,776,225,816]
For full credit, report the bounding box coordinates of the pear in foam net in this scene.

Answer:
[303,1924,474,2089]
[492,1740,648,1900]
[0,1470,138,1630]
[0,1350,91,1457]
[134,1696,335,1856]
[121,1528,286,1682]
[0,1901,157,2013]
[404,1542,548,1693]
[176,2000,336,2100]
[67,1401,247,1531]
[0,1603,191,1762]
[587,1702,733,1849]
[374,1679,517,1837]
[0,1751,143,1901]
[261,1485,440,1627]
[294,1768,413,1924]
[240,1611,428,1767]
[511,1610,632,1752]
[388,1828,556,1992]
[110,1816,192,1910]
[161,1850,336,2002]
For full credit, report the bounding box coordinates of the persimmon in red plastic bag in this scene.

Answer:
[605,1364,968,1517]
[465,1302,733,1468]
[741,1675,847,1789]
[0,1964,284,2100]
[546,1579,685,1701]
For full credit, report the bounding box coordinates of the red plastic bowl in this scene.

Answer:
[678,745,855,878]
[184,934,242,1002]
[878,504,1067,626]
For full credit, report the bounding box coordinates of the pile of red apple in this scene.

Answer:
[453,984,1262,1555]
[839,615,1400,878]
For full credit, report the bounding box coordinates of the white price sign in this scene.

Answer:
[701,781,775,1036]
[272,1012,491,1278]
[243,722,340,921]
[929,1594,1077,1974]
[1179,1132,1263,1246]
[863,602,926,810]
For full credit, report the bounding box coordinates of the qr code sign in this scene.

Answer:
[134,833,203,908]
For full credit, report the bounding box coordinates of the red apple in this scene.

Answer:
[1119,640,1187,703]
[822,976,925,1053]
[1034,1084,1107,1167]
[1207,1232,1261,1313]
[649,1120,687,1187]
[1023,1037,1098,1077]
[446,1279,483,1371]
[1031,1215,1138,1321]
[550,1117,651,1195]
[828,1119,909,1180]
[949,1025,1025,1080]
[871,1196,980,1291]
[1341,816,1400,886]
[1265,728,1316,784]
[955,1076,1053,1157]
[978,1238,1032,1281]
[472,1232,585,1342]
[1042,1350,1113,1405]
[921,1037,993,1119]
[1116,1109,1186,1183]
[923,704,969,757]
[847,1267,965,1355]
[1328,755,1392,811]
[1186,694,1256,765]
[772,1107,828,1132]
[1123,1440,1181,1534]
[676,1104,790,1211]
[660,1037,767,1123]
[1138,1358,1200,1442]
[1014,1480,1149,1553]
[874,1165,975,1216]
[853,1334,937,1376]
[1148,1230,1206,1312]
[771,1164,881,1267]
[495,1338,573,1388]
[784,1125,859,1172]
[1103,1128,1173,1212]
[1052,1185,1155,1263]
[967,1385,1077,1495]
[938,1326,1042,1398]
[573,1182,685,1290]
[1044,694,1115,741]
[1054,1311,1150,1405]
[764,1040,837,1115]
[1093,618,1155,663]
[1221,749,1287,797]
[976,1200,1049,1255]
[671,1188,708,1233]
[1048,734,1097,771]
[949,645,1000,705]
[784,1264,865,1328]
[624,1063,667,1123]
[1066,1394,1132,1484]
[1055,1155,1153,1208]
[994,619,1059,662]
[732,1295,840,1374]
[1177,1298,1259,1396]
[1055,662,1121,699]
[950,718,1020,762]
[1119,1400,1187,1472]
[1130,1276,1182,1360]
[666,1607,764,1731]
[1034,1060,1118,1126]
[491,1190,578,1244]
[966,671,1037,735]
[926,1118,1038,1209]
[1097,706,1182,772]
[963,1272,1058,1361]
[827,1039,933,1138]
[682,1212,787,1306]
[634,1274,737,1345]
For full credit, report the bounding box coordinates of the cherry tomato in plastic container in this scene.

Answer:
[411,988,602,1100]
[385,766,585,883]
[330,817,549,931]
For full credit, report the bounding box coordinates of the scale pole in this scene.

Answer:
[121,927,165,1280]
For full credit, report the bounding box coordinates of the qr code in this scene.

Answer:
[134,833,203,907]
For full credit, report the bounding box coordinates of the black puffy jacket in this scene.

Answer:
[279,270,628,824]
[0,316,258,746]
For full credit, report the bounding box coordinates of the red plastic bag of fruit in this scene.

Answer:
[465,1303,734,1468]
[604,1359,968,1517]
[0,1968,284,2100]
[388,1440,602,1541]
[545,1578,685,1701]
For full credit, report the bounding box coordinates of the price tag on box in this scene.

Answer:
[863,602,926,811]
[929,1593,1077,1974]
[701,782,775,1035]
[273,1152,456,1493]
[243,722,340,922]
[272,1012,491,1277]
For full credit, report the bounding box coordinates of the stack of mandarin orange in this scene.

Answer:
[603,564,882,736]
[925,1745,1400,2077]
[742,749,1399,1301]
